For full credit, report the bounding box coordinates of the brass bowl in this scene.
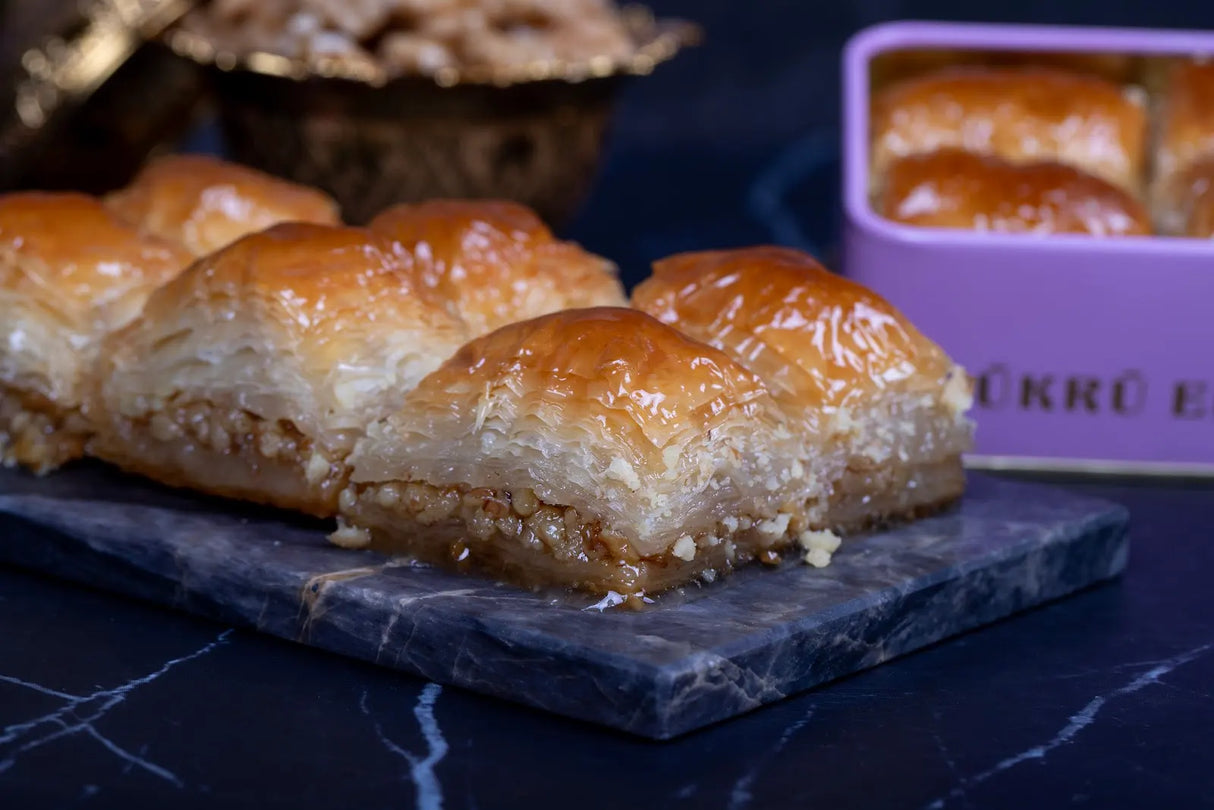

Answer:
[166,7,700,225]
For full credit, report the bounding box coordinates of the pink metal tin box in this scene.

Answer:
[842,21,1214,475]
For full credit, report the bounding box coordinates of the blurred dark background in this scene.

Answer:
[560,0,1214,286]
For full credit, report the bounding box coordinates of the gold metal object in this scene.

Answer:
[11,0,192,127]
[165,5,700,88]
[166,5,701,225]
[1,0,200,192]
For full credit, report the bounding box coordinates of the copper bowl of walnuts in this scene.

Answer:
[165,1,700,225]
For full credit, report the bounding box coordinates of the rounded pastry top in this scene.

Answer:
[0,191,191,331]
[105,154,342,258]
[105,222,469,440]
[870,65,1147,194]
[633,245,958,412]
[136,221,461,358]
[369,199,625,336]
[402,306,770,449]
[878,149,1150,236]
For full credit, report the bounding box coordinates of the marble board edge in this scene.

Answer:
[651,505,1129,738]
[0,473,1131,740]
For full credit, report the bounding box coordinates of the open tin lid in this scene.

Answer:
[0,0,197,191]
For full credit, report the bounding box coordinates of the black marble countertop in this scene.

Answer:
[6,1,1214,807]
[3,473,1212,808]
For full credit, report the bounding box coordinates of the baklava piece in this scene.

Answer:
[89,223,466,517]
[1179,158,1214,238]
[879,149,1150,236]
[1151,60,1214,234]
[369,199,626,336]
[870,66,1147,197]
[632,246,974,531]
[105,154,342,257]
[334,308,823,596]
[0,193,191,473]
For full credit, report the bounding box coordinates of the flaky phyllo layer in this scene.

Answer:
[631,245,975,528]
[0,166,971,599]
[86,211,625,518]
[334,270,974,596]
[335,309,828,586]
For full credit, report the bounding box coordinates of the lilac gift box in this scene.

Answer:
[841,21,1214,475]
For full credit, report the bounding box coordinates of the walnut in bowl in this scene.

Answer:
[165,1,699,224]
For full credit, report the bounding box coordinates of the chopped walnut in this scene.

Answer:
[177,0,638,78]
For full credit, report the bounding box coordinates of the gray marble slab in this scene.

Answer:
[0,464,1128,740]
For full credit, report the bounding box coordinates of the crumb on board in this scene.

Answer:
[797,529,841,568]
[329,520,371,549]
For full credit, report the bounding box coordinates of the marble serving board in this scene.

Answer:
[0,464,1129,740]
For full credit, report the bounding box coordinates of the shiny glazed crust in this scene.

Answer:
[0,193,191,472]
[632,246,974,529]
[105,154,342,256]
[369,199,626,336]
[0,183,975,597]
[878,149,1151,235]
[338,307,829,593]
[870,66,1147,196]
[633,246,962,413]
[89,222,468,515]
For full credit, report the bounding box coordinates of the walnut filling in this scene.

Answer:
[338,481,628,558]
[96,400,348,515]
[177,0,639,79]
[333,479,815,595]
[825,454,965,532]
[0,386,88,474]
[136,401,314,463]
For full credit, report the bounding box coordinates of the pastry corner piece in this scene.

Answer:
[335,307,824,597]
[633,245,974,532]
[0,192,191,473]
[88,222,467,517]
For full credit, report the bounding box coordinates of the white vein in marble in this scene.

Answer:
[0,469,1130,739]
[727,705,816,810]
[0,629,232,786]
[924,643,1214,809]
[360,684,449,810]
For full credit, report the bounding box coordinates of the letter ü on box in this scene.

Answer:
[842,21,1214,475]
